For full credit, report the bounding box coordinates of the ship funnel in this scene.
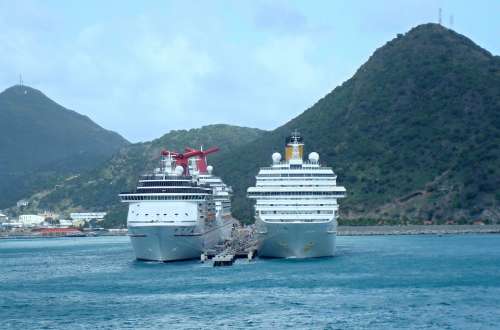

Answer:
[285,130,304,161]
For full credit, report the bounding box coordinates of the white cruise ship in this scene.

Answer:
[120,147,235,262]
[247,131,346,258]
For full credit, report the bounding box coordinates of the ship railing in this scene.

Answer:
[259,165,332,170]
[139,175,193,181]
[263,219,334,223]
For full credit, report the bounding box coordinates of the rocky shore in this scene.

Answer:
[338,225,500,236]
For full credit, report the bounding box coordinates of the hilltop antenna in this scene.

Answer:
[449,15,454,28]
[19,74,23,86]
[438,8,442,25]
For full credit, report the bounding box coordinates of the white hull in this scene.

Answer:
[128,219,234,262]
[256,218,337,258]
[120,147,236,262]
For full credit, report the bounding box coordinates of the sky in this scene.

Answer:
[0,0,498,142]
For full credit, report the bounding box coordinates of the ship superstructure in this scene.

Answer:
[190,148,234,241]
[247,131,346,258]
[120,147,235,262]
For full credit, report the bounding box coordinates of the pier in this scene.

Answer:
[201,225,258,267]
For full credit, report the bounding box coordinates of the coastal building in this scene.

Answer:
[38,210,59,220]
[58,219,74,227]
[70,212,107,222]
[0,212,8,222]
[16,199,29,208]
[72,219,86,228]
[19,214,45,226]
[1,222,22,228]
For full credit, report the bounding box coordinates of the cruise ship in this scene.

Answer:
[120,147,235,262]
[247,131,346,258]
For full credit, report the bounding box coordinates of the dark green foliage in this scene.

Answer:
[0,86,128,208]
[101,205,128,229]
[213,23,500,224]
[35,124,265,221]
[14,23,500,226]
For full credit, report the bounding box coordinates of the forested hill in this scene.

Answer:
[28,124,265,225]
[0,85,129,208]
[13,23,500,226]
[214,23,500,224]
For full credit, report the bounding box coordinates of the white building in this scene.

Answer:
[58,219,74,227]
[0,213,8,222]
[17,199,29,208]
[70,212,107,222]
[38,210,59,220]
[19,214,45,226]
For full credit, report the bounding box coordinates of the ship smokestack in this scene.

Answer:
[285,130,304,161]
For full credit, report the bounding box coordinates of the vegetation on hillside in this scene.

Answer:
[33,124,265,226]
[0,85,128,208]
[10,23,500,226]
[221,24,500,224]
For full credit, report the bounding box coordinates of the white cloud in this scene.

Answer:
[255,35,318,90]
[0,2,339,141]
[1,1,495,142]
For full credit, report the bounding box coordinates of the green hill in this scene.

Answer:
[214,23,500,225]
[31,124,265,226]
[15,23,500,226]
[0,85,129,208]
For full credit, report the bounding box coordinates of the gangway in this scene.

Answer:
[201,225,258,267]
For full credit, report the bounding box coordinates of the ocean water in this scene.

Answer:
[1,235,499,329]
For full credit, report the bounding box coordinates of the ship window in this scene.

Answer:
[163,214,167,216]
[145,214,148,216]
[175,213,178,216]
[185,213,188,216]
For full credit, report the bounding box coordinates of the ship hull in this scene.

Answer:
[128,219,234,262]
[128,225,218,262]
[256,218,337,258]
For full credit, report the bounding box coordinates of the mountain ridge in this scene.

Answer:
[18,124,266,226]
[7,23,500,226]
[212,23,500,224]
[0,85,129,208]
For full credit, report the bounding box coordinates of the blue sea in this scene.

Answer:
[1,235,499,329]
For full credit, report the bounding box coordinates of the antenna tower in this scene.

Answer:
[19,74,23,86]
[438,8,442,25]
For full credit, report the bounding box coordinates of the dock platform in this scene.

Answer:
[202,225,258,267]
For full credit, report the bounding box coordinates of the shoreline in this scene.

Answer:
[2,225,500,239]
[337,224,500,236]
[0,232,127,239]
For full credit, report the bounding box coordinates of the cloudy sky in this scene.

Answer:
[1,0,498,142]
